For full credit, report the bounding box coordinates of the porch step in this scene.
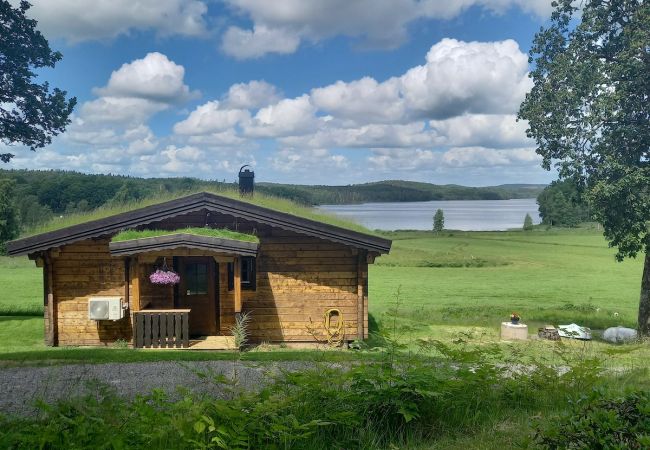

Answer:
[189,335,237,350]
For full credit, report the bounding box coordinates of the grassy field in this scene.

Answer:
[0,226,646,366]
[1,227,648,448]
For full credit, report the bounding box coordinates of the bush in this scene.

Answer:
[534,390,650,449]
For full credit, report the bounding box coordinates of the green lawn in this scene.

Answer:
[0,226,646,366]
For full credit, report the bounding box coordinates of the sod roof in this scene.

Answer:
[7,191,391,256]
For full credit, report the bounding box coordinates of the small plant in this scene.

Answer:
[510,312,521,324]
[113,338,129,349]
[229,311,252,351]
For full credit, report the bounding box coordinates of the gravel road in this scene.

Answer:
[0,361,312,416]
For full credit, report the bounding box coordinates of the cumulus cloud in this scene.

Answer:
[269,148,349,173]
[224,81,282,109]
[221,25,301,59]
[401,39,531,119]
[221,0,555,58]
[368,146,541,172]
[429,114,532,148]
[173,102,251,135]
[244,95,320,137]
[94,52,196,103]
[306,39,531,126]
[310,77,405,124]
[171,38,534,181]
[13,0,208,43]
[77,97,168,125]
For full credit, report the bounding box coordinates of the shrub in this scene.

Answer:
[534,390,650,449]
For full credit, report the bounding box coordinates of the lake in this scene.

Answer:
[318,198,541,231]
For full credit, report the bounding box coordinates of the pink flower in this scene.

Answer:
[149,269,180,285]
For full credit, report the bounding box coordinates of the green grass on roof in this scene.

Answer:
[111,228,260,243]
[22,188,375,238]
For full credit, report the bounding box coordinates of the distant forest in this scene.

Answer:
[0,169,546,237]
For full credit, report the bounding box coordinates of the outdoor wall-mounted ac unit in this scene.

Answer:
[88,297,124,321]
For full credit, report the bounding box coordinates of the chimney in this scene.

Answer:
[238,165,254,197]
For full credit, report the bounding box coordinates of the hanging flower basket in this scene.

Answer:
[149,258,180,285]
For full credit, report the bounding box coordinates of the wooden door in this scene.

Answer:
[177,257,218,336]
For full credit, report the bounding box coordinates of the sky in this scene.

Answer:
[4,0,561,186]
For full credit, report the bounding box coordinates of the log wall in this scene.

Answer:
[50,238,131,346]
[47,209,370,346]
[244,229,366,343]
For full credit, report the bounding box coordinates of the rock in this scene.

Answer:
[602,326,638,343]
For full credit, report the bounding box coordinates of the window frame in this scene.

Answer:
[227,256,256,291]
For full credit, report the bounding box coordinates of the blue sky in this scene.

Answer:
[5,0,560,186]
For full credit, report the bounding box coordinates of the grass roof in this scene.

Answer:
[111,228,260,243]
[22,188,374,238]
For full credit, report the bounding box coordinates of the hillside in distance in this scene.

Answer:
[256,180,546,205]
[0,169,545,216]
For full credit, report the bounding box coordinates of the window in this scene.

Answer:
[228,257,256,291]
[185,263,208,295]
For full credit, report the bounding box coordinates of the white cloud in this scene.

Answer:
[400,39,531,119]
[221,0,555,58]
[15,0,208,43]
[221,25,301,59]
[368,146,541,172]
[77,97,168,125]
[173,101,251,135]
[310,77,405,124]
[270,148,348,173]
[94,52,196,103]
[429,114,531,148]
[279,123,436,149]
[224,81,282,109]
[244,95,320,137]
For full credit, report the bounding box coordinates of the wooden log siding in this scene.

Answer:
[51,239,132,346]
[134,310,190,348]
[243,231,366,343]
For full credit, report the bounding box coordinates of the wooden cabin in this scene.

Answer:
[6,192,391,349]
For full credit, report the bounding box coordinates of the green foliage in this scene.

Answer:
[15,194,53,229]
[518,0,650,331]
[0,330,617,450]
[537,180,590,227]
[112,228,260,243]
[535,389,650,449]
[523,213,534,231]
[257,180,546,204]
[0,0,76,162]
[0,179,19,253]
[433,208,444,233]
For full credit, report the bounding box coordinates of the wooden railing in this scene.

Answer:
[133,309,190,348]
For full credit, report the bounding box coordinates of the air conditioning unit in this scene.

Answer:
[88,297,125,321]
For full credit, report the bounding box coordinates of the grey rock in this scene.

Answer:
[602,326,638,343]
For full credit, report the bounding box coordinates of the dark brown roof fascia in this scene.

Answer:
[7,192,391,255]
[108,233,259,257]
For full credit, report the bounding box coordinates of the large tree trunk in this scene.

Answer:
[639,252,650,335]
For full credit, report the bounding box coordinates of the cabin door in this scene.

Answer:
[177,257,219,336]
